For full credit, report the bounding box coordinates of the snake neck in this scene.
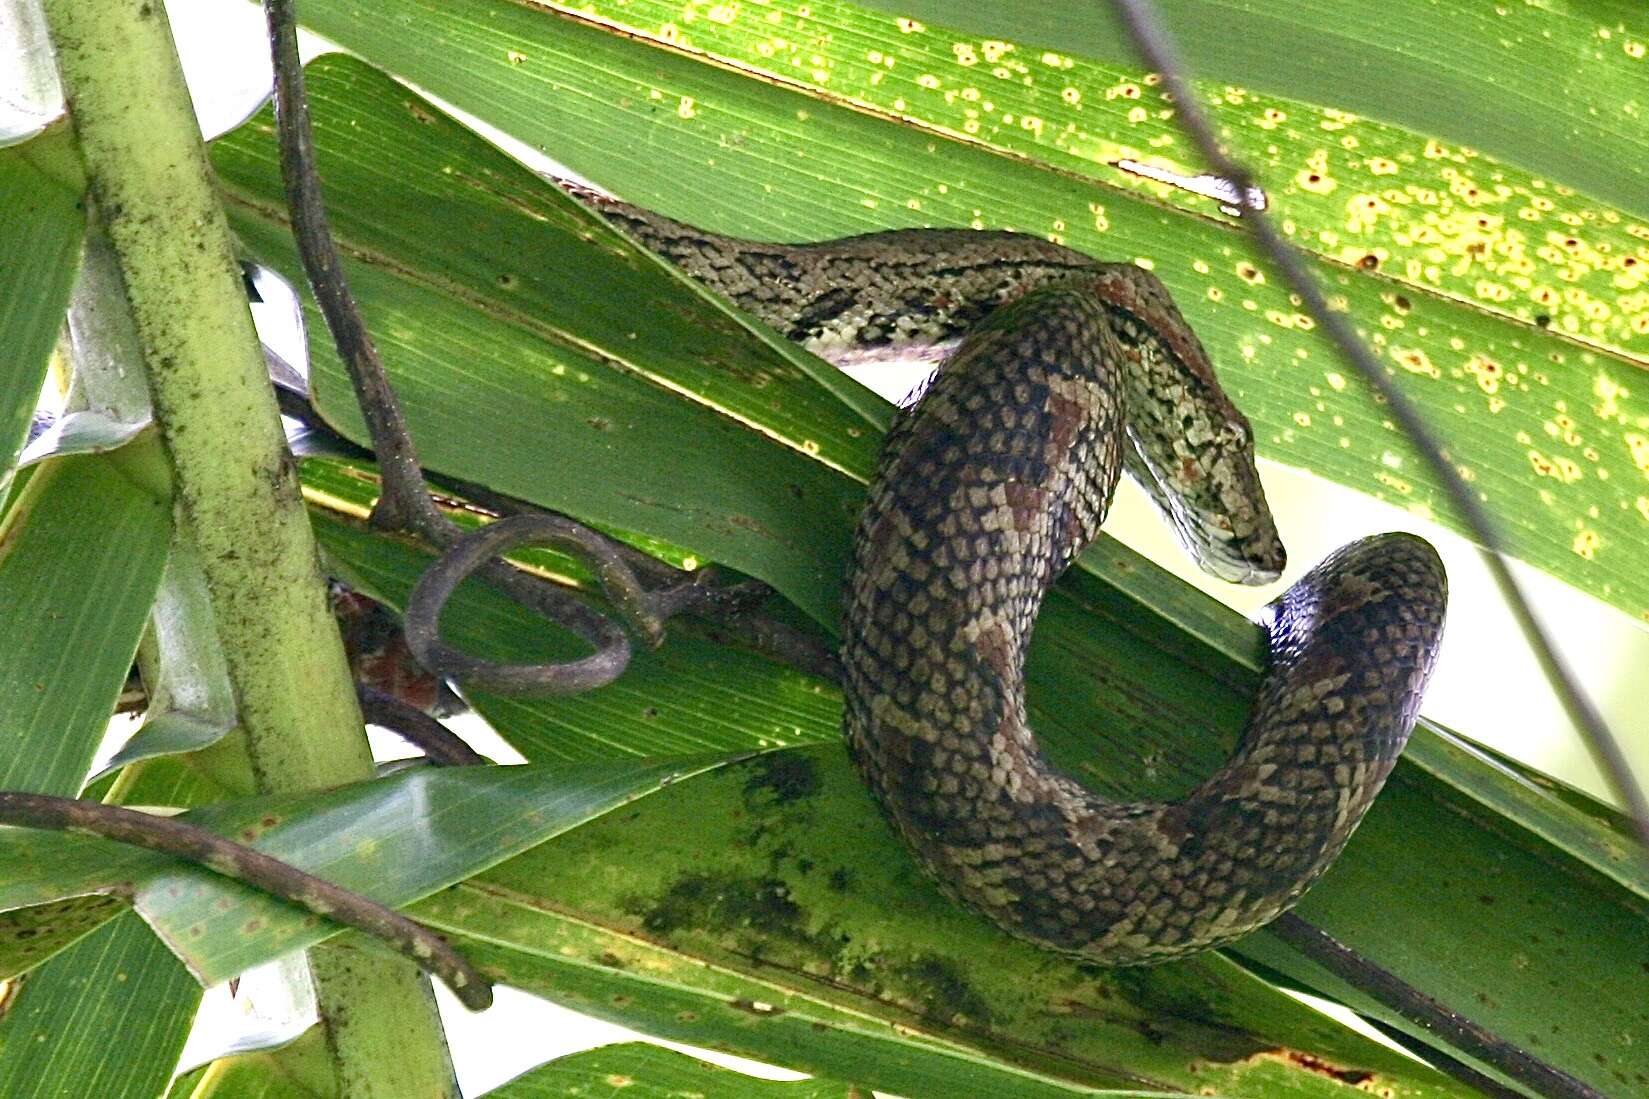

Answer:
[576,190,1107,365]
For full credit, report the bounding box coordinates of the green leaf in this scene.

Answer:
[0,912,200,1099]
[492,1042,863,1099]
[278,3,1649,625]
[539,0,1649,367]
[95,711,235,783]
[0,757,725,986]
[0,451,171,795]
[853,0,1649,227]
[415,750,1467,1099]
[165,1027,336,1099]
[95,532,244,784]
[0,895,125,981]
[0,133,83,478]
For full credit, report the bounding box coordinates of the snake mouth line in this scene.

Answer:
[1123,433,1281,587]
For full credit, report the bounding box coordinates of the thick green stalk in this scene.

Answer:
[39,2,457,1094]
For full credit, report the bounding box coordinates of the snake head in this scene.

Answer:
[1088,265,1286,586]
[1123,416,1286,585]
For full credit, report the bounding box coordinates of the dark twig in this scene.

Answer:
[688,606,843,683]
[265,1,444,540]
[1273,915,1602,1099]
[356,685,488,767]
[1102,0,1649,851]
[264,0,687,695]
[405,514,678,694]
[0,791,492,1010]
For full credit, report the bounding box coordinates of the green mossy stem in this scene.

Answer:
[39,1,459,1094]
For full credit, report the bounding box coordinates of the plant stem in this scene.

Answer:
[38,1,459,1093]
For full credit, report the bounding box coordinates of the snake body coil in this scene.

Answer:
[587,190,1448,962]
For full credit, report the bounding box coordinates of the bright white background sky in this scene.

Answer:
[5,0,1647,1093]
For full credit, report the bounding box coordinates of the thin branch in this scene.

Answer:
[1273,915,1602,1099]
[265,0,445,541]
[356,685,488,767]
[0,791,491,1010]
[264,0,656,696]
[686,603,843,683]
[1101,0,1649,851]
[404,514,670,694]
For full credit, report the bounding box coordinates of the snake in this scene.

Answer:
[577,186,1449,963]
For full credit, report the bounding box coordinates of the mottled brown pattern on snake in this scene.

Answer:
[582,188,1448,962]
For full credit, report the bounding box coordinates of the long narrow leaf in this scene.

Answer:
[276,5,1649,627]
[415,749,1469,1099]
[0,757,725,987]
[0,452,170,795]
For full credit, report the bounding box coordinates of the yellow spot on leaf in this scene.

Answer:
[1376,471,1413,495]
[1296,168,1335,195]
[1528,449,1581,483]
[1594,372,1627,420]
[1465,355,1503,394]
[1346,192,1390,233]
[1625,433,1649,478]
[1392,347,1440,378]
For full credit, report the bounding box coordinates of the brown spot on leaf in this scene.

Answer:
[1250,1049,1376,1086]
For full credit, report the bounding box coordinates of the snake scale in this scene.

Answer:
[581,187,1448,963]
